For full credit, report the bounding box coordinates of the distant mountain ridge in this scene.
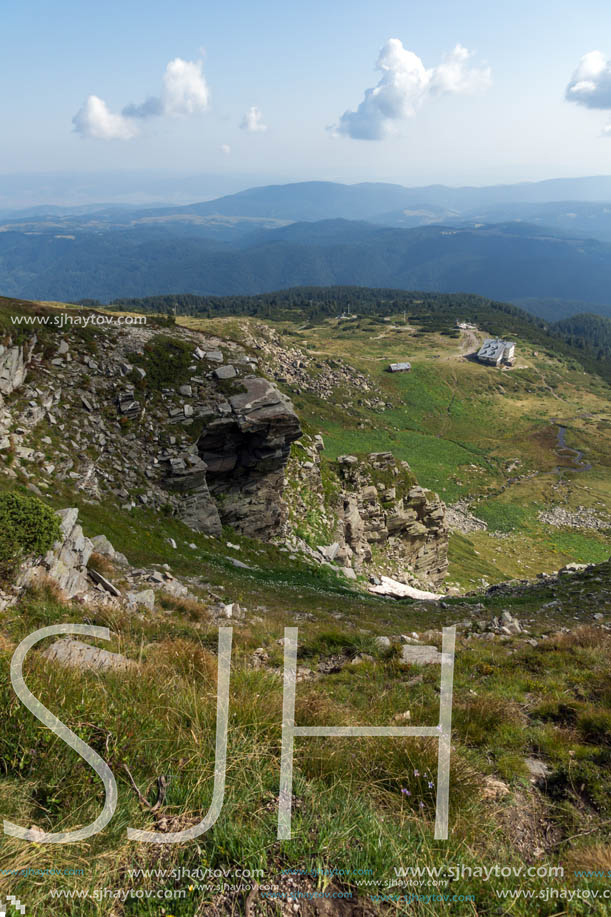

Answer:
[3,177,611,317]
[139,176,611,223]
[7,175,611,229]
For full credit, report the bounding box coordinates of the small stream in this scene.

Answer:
[553,423,592,474]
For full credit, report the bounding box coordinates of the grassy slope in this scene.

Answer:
[0,299,609,914]
[0,542,609,915]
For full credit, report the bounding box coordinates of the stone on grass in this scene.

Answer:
[126,589,155,611]
[214,364,237,381]
[43,638,135,673]
[400,644,442,665]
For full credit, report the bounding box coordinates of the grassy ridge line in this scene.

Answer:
[105,286,611,385]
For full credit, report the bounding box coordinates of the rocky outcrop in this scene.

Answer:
[240,322,390,411]
[161,454,222,536]
[0,336,36,397]
[195,375,301,538]
[18,507,93,598]
[0,321,301,543]
[333,452,448,587]
[285,439,448,588]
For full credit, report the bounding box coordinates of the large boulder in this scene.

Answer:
[43,638,135,672]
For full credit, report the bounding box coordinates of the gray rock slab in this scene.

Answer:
[214,364,237,380]
[400,644,442,665]
[126,589,155,610]
[43,638,135,672]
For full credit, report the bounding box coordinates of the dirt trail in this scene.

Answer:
[440,327,481,361]
[460,328,480,355]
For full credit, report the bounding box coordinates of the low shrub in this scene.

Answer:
[0,492,60,580]
[132,334,193,390]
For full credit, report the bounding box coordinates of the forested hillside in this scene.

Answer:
[551,312,611,360]
[2,219,611,314]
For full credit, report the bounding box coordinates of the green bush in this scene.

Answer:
[0,492,60,580]
[132,334,193,390]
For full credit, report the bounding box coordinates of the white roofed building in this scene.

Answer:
[476,339,516,366]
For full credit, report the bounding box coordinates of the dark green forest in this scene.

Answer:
[2,219,611,313]
[552,312,611,360]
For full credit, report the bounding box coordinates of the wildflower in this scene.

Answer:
[428,781,434,789]
[414,769,420,777]
[419,801,425,809]
[401,788,411,796]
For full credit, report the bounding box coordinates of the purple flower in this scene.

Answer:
[428,781,434,789]
[414,770,420,777]
[419,801,425,809]
[401,788,411,796]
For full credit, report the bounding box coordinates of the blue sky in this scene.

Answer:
[3,0,611,192]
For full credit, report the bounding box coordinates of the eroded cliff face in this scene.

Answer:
[334,452,448,586]
[163,374,301,538]
[284,436,449,588]
[0,336,36,397]
[196,376,301,538]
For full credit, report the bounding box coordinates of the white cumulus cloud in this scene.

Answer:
[72,95,139,141]
[73,56,209,140]
[566,51,611,109]
[161,58,209,116]
[334,39,491,140]
[240,106,267,133]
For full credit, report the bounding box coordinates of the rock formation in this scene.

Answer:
[18,507,93,598]
[0,336,36,397]
[0,323,301,542]
[162,454,222,536]
[333,452,448,586]
[195,376,301,538]
[285,437,449,588]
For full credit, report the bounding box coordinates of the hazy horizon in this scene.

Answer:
[5,169,611,211]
